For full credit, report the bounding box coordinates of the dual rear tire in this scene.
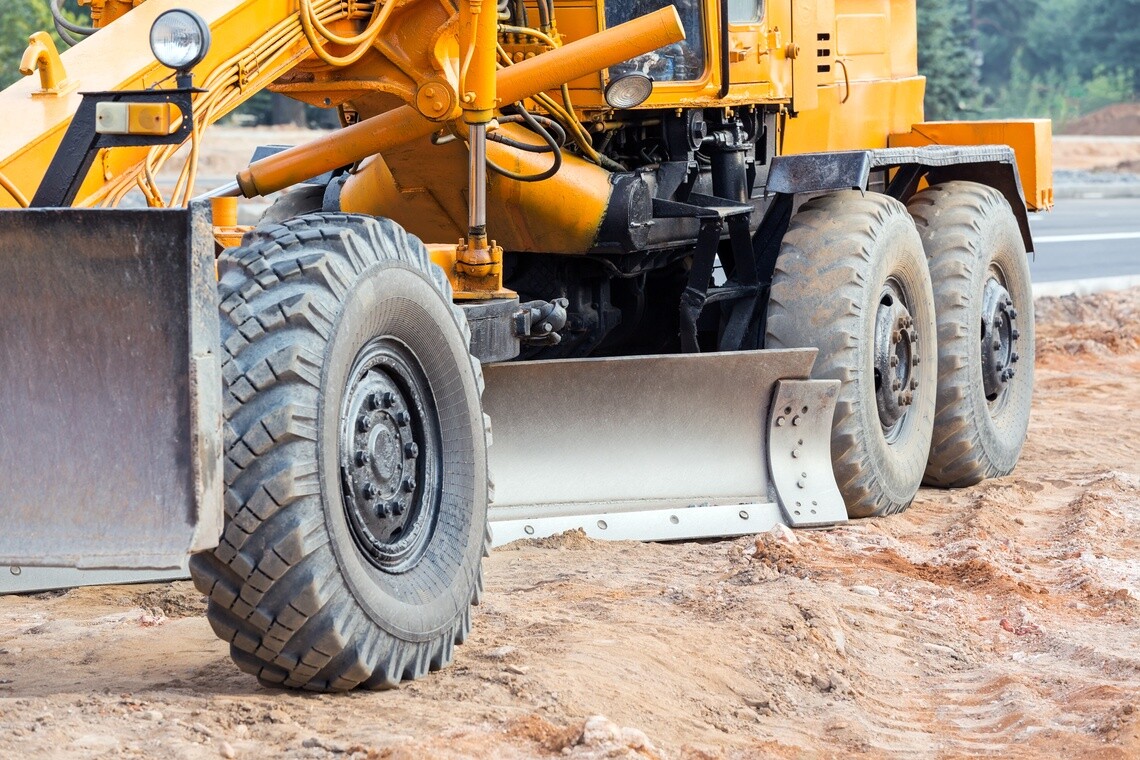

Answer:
[766,183,1034,517]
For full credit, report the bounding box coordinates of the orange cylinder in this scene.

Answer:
[236,6,684,198]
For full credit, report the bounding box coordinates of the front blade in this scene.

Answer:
[0,204,222,579]
[482,349,844,545]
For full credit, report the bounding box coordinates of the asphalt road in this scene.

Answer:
[1029,197,1140,283]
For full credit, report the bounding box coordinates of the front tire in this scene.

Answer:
[766,192,937,517]
[908,181,1034,487]
[190,213,488,692]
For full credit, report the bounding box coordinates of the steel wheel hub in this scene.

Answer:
[340,339,440,573]
[980,276,1021,403]
[874,282,921,436]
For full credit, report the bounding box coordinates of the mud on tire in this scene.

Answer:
[908,181,1034,487]
[766,191,938,518]
[189,213,488,691]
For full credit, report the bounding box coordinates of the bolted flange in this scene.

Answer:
[980,276,1020,403]
[339,338,441,574]
[874,282,921,435]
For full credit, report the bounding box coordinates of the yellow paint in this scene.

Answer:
[0,0,1050,281]
[20,32,77,98]
[890,120,1055,211]
[339,122,610,255]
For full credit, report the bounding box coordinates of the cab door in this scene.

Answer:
[727,0,831,112]
[724,0,771,94]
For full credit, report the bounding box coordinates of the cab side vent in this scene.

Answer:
[816,32,832,73]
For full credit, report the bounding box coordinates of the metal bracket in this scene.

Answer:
[767,379,848,527]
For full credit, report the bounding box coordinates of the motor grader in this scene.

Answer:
[0,0,1050,690]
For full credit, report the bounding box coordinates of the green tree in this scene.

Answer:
[1080,0,1140,97]
[917,0,982,120]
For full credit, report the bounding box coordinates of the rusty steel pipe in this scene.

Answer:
[235,6,684,198]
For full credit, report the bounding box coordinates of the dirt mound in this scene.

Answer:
[1063,103,1140,136]
[1035,287,1140,361]
[2,289,1140,757]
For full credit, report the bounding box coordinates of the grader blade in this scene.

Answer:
[482,349,848,546]
[0,204,223,587]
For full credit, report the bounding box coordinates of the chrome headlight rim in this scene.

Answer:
[604,72,654,110]
[149,9,211,72]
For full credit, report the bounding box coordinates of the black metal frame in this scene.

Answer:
[729,144,1037,350]
[31,88,198,208]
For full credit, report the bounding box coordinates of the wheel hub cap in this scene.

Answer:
[980,277,1021,402]
[340,339,438,572]
[874,284,921,434]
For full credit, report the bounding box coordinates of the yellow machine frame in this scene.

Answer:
[1,0,1052,291]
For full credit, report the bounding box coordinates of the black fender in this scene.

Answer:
[766,146,1034,253]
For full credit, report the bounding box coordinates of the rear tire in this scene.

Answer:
[766,191,937,517]
[908,181,1034,487]
[189,213,488,692]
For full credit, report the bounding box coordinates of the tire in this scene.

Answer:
[189,213,489,692]
[908,181,1034,487]
[259,184,325,226]
[765,191,937,518]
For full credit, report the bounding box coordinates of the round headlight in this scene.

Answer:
[604,73,654,109]
[150,9,210,71]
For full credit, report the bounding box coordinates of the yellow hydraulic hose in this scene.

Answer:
[237,5,685,197]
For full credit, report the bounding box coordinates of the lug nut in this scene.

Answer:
[1011,329,1020,340]
[355,450,371,467]
[361,483,378,500]
[993,341,1002,351]
[892,330,902,343]
[396,411,410,425]
[911,378,919,390]
[404,442,419,458]
[892,379,902,391]
[358,415,372,432]
[1009,308,1018,319]
[1011,352,1020,364]
[913,356,921,366]
[890,356,900,368]
[375,502,390,518]
[391,500,405,516]
[403,478,416,493]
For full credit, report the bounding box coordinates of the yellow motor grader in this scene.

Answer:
[0,0,1050,690]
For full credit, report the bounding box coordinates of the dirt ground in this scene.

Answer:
[3,285,1140,759]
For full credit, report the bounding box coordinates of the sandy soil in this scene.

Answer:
[2,289,1139,759]
[1052,136,1140,173]
[1063,103,1140,138]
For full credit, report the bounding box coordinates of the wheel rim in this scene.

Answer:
[874,277,922,439]
[339,337,442,574]
[980,266,1022,406]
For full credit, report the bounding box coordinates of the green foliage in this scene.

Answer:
[913,0,1134,124]
[981,62,1132,125]
[916,0,982,120]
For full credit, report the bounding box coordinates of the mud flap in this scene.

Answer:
[0,203,223,583]
[482,349,847,546]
